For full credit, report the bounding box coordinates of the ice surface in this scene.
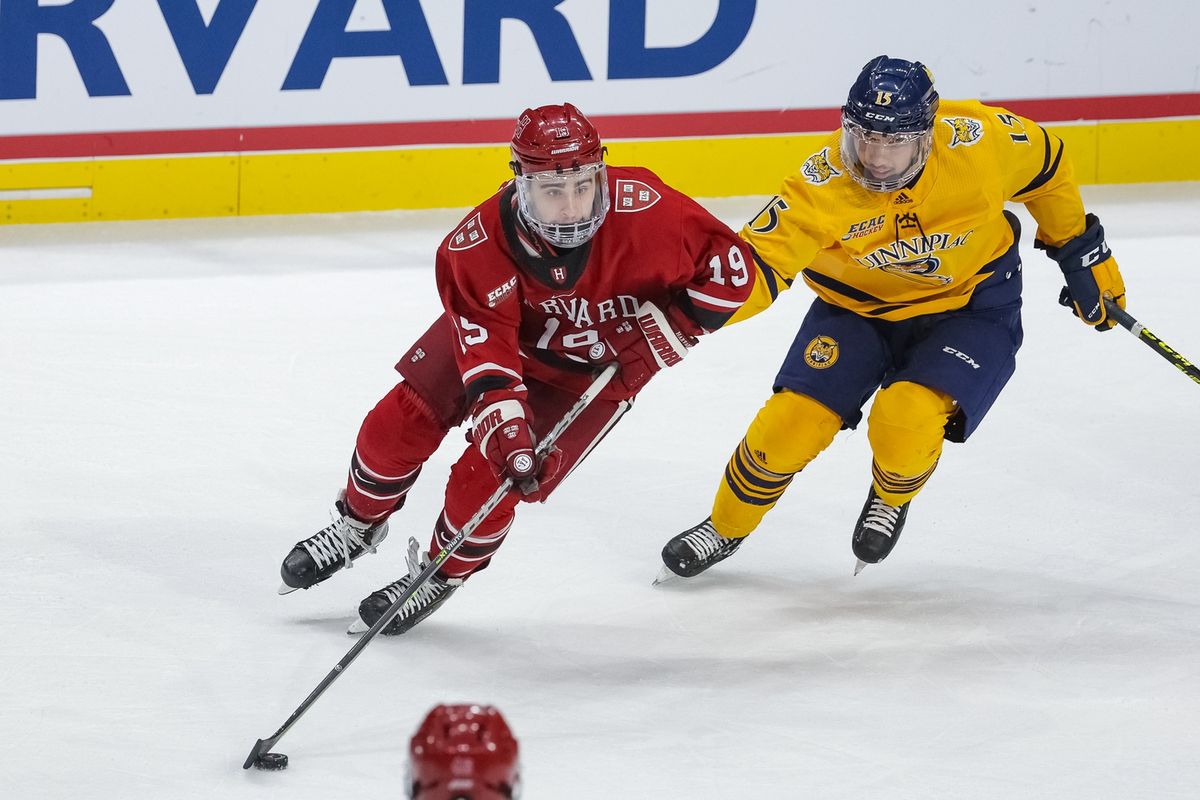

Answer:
[3,184,1198,798]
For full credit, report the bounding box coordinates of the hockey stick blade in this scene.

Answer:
[1104,298,1200,387]
[242,364,618,767]
[243,737,275,770]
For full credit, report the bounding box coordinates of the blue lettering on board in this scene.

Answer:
[608,0,755,80]
[283,0,448,90]
[158,0,257,95]
[0,0,129,99]
[462,0,591,84]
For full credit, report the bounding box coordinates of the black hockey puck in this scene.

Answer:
[254,752,289,771]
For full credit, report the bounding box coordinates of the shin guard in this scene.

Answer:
[712,390,841,538]
[867,381,956,505]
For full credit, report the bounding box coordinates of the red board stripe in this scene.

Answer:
[2,92,1197,161]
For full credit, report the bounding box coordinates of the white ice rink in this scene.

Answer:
[3,184,1199,799]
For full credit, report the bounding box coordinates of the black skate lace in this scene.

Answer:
[681,521,727,560]
[301,514,374,570]
[861,498,901,536]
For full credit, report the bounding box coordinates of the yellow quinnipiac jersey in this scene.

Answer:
[734,99,1088,323]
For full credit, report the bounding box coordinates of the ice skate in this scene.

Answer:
[348,538,462,635]
[851,487,910,575]
[654,517,744,585]
[278,492,388,594]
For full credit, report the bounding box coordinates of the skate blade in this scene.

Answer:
[853,559,869,576]
[346,617,369,635]
[278,583,300,596]
[652,565,681,586]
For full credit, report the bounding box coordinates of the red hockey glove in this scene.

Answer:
[597,301,699,396]
[470,391,560,502]
[1037,213,1127,331]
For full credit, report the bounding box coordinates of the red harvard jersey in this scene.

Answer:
[435,166,755,401]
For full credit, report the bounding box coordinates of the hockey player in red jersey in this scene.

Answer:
[277,103,755,634]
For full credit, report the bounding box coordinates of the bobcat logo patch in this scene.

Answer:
[803,335,840,369]
[944,117,983,148]
[801,147,840,185]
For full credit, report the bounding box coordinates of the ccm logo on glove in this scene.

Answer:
[1037,213,1127,331]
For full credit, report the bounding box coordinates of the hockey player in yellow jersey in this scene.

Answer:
[656,55,1127,580]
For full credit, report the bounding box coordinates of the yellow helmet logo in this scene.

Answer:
[875,90,893,106]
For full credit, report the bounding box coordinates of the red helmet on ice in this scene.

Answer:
[406,704,521,800]
[509,103,610,248]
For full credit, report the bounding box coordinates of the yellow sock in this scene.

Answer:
[712,390,842,538]
[867,381,957,505]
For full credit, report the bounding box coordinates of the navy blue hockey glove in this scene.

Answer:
[1036,213,1126,331]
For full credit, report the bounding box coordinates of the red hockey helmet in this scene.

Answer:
[406,704,521,800]
[509,103,610,248]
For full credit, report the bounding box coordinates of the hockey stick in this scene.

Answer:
[243,363,618,770]
[1103,298,1200,387]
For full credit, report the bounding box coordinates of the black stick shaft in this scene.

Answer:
[243,364,618,769]
[1103,298,1200,387]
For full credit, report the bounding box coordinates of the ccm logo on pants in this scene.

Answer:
[942,346,981,369]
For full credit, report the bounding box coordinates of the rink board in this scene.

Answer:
[1,116,1197,225]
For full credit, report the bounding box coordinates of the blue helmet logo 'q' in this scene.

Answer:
[842,55,939,136]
